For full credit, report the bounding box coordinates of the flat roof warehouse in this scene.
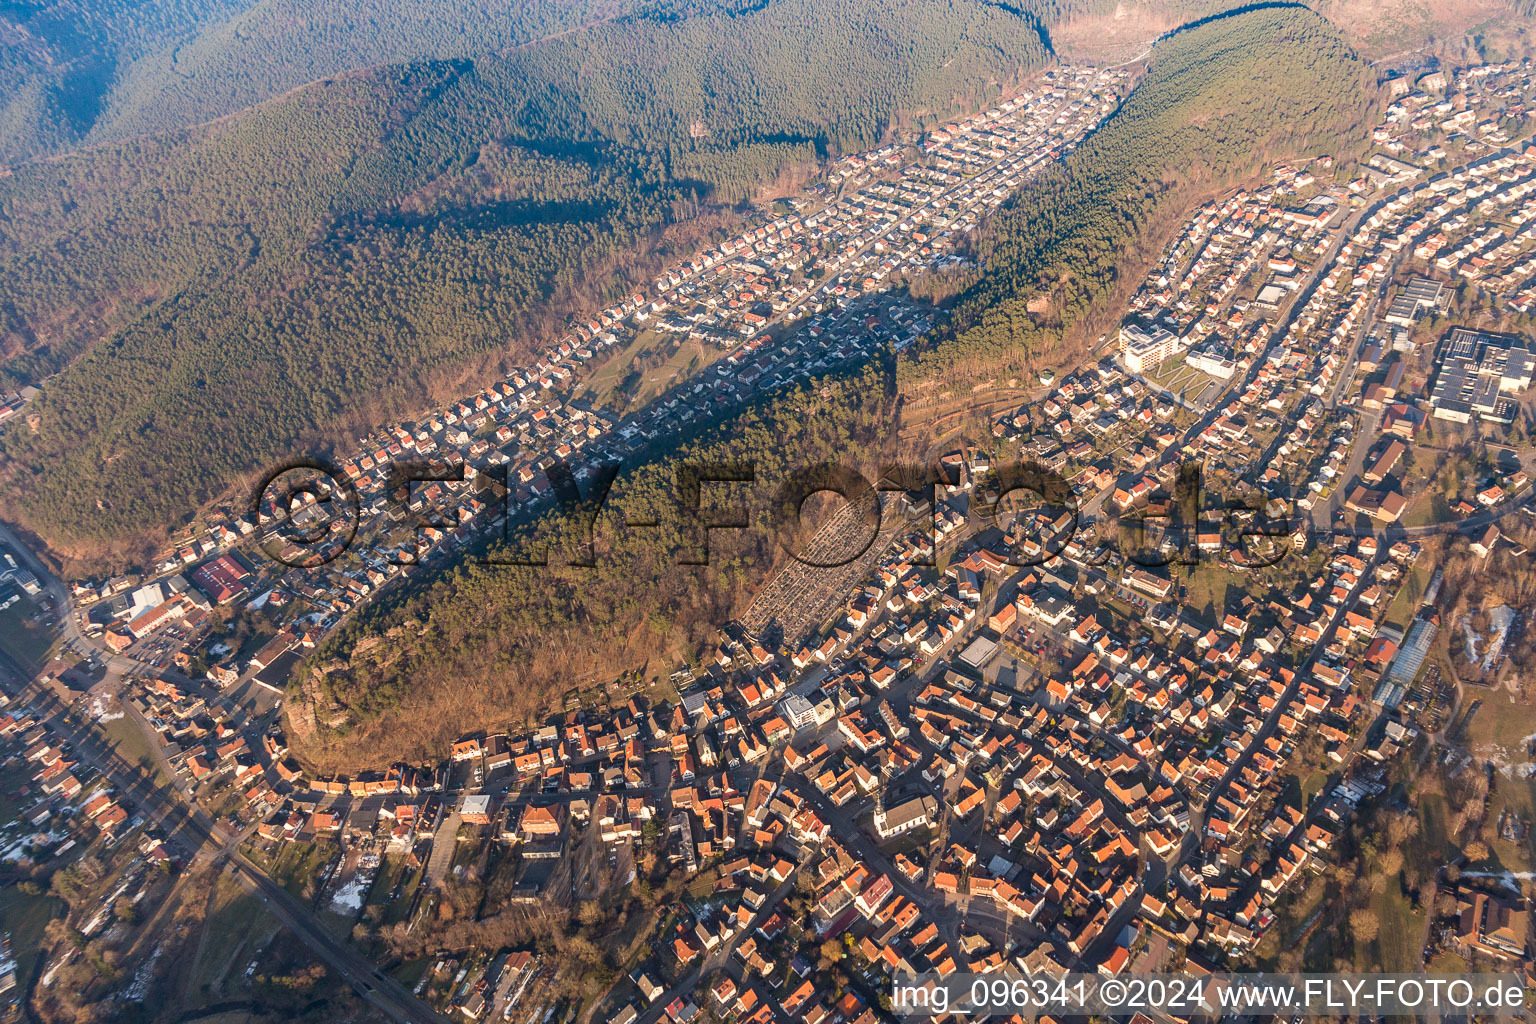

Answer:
[959,635,998,670]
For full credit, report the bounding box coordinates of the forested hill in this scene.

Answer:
[897,3,1379,389]
[297,363,897,768]
[0,0,247,161]
[0,0,1049,563]
[0,0,652,163]
[4,0,1489,166]
[0,0,1050,163]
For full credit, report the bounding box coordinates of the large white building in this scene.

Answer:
[1120,322,1185,374]
[1185,346,1238,380]
[871,794,937,839]
[778,694,819,731]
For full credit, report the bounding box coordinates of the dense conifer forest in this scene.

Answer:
[0,0,651,161]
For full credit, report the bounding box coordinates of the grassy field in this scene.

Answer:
[0,886,63,994]
[1299,758,1334,807]
[1462,690,1536,871]
[1463,688,1536,770]
[1414,792,1459,864]
[365,853,413,922]
[580,330,725,412]
[1381,565,1428,634]
[1401,491,1454,529]
[262,839,337,901]
[389,956,430,991]
[1426,949,1471,972]
[643,675,682,708]
[1181,562,1245,624]
[0,757,44,823]
[1143,352,1191,388]
[189,875,281,1001]
[1487,782,1536,873]
[316,905,358,940]
[580,328,659,407]
[0,586,57,671]
[99,714,172,789]
[1252,876,1329,969]
[204,783,249,820]
[1366,881,1425,972]
[630,339,715,408]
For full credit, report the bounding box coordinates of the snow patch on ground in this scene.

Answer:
[86,692,124,723]
[1460,605,1520,675]
[122,941,164,1001]
[329,875,367,912]
[1457,870,1536,888]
